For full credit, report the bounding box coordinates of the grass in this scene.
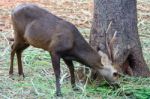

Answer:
[0,0,150,99]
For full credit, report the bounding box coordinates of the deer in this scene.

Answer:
[9,4,119,96]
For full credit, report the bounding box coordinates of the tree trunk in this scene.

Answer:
[90,0,150,77]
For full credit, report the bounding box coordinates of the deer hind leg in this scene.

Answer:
[16,43,29,77]
[9,39,29,76]
[9,43,17,75]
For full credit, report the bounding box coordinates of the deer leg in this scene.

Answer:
[16,44,29,77]
[63,59,78,90]
[50,52,62,96]
[9,43,16,75]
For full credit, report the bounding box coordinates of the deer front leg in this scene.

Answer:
[63,59,78,90]
[50,52,62,96]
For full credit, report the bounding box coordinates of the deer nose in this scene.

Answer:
[113,72,118,77]
[113,72,119,78]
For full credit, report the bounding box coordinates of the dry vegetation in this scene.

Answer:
[0,0,150,99]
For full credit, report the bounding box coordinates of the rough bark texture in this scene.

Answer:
[90,0,150,77]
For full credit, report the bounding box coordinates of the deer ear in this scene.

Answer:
[98,50,112,66]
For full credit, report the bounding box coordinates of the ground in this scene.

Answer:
[0,0,150,99]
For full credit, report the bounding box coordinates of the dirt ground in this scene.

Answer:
[0,0,92,33]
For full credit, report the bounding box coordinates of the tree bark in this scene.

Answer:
[90,0,150,77]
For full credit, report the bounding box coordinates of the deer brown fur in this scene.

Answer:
[9,4,118,96]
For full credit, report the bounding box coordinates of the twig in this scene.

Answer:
[30,78,40,96]
[2,33,10,45]
[60,73,68,84]
[139,34,150,38]
[41,69,50,76]
[75,65,91,94]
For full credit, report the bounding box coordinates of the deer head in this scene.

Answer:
[98,22,119,85]
[98,50,119,84]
